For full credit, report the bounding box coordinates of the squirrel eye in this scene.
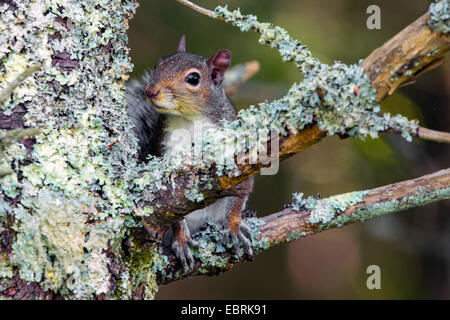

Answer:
[185,72,200,86]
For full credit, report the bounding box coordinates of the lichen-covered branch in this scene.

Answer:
[0,0,449,300]
[141,1,450,233]
[224,60,260,95]
[361,12,449,101]
[157,168,450,284]
[417,127,450,143]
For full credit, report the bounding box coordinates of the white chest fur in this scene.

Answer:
[162,115,217,156]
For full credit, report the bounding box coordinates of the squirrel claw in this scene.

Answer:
[224,221,254,260]
[171,220,203,273]
[171,238,203,273]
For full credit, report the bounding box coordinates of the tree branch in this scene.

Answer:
[224,60,260,95]
[175,0,217,19]
[157,168,450,284]
[0,0,448,300]
[360,12,449,102]
[142,2,450,234]
[417,127,450,144]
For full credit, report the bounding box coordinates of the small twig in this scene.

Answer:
[224,60,260,95]
[175,0,218,19]
[0,62,42,106]
[417,127,450,144]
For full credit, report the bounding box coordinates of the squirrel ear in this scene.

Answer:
[177,35,186,53]
[208,49,231,85]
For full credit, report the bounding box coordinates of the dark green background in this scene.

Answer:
[128,0,449,299]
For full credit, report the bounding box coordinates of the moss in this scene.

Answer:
[125,240,160,300]
[0,254,13,279]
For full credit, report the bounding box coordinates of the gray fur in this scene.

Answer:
[149,52,237,124]
[126,69,165,160]
[126,50,254,269]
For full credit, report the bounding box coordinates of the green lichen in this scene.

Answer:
[351,186,450,223]
[323,185,450,231]
[156,218,266,282]
[1,0,138,299]
[11,189,101,297]
[0,128,38,179]
[193,218,266,263]
[428,0,450,34]
[290,190,369,224]
[286,231,307,243]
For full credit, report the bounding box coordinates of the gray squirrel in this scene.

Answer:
[126,35,254,271]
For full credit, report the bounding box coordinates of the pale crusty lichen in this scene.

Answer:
[290,190,369,225]
[213,5,419,143]
[121,240,163,300]
[1,0,141,299]
[10,188,128,298]
[428,0,450,34]
[12,189,87,294]
[130,2,423,199]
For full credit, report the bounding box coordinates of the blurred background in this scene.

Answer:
[128,0,449,299]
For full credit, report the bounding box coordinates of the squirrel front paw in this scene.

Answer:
[224,219,254,260]
[171,220,203,273]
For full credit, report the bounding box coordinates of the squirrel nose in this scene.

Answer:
[145,85,160,99]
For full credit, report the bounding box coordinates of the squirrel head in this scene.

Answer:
[145,35,231,119]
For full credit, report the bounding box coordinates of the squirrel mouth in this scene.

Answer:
[150,97,178,111]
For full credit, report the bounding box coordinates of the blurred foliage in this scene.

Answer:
[128,0,449,299]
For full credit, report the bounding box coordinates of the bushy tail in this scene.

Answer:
[126,70,163,161]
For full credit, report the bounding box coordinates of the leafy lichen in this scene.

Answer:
[428,0,450,34]
[290,190,368,225]
[1,0,139,299]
